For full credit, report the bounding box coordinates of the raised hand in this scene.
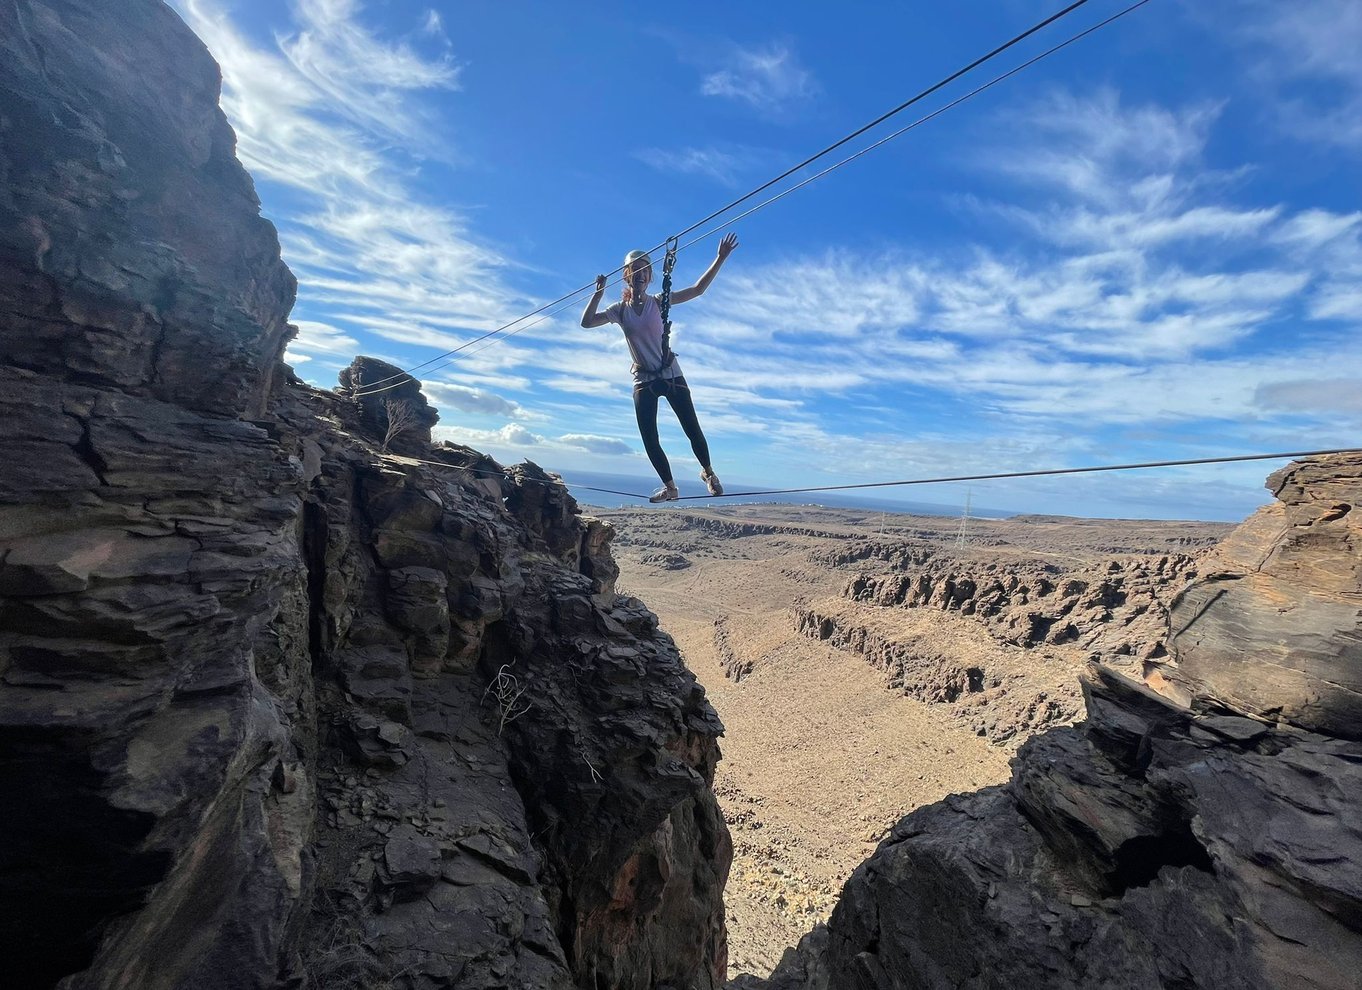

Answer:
[717,232,738,261]
[595,274,607,292]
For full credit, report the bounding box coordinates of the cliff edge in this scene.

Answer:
[735,451,1362,990]
[0,3,729,988]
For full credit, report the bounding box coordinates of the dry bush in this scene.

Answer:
[483,663,531,735]
[381,398,418,451]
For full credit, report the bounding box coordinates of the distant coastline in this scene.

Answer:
[558,470,1015,519]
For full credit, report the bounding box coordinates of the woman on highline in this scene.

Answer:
[580,232,738,502]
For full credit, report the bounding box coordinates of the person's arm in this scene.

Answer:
[669,232,738,305]
[581,274,612,328]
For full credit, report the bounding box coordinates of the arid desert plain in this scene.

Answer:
[590,502,1232,976]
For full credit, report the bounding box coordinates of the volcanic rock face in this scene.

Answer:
[338,355,441,455]
[782,551,1199,745]
[735,453,1362,990]
[1155,453,1362,738]
[0,4,729,989]
[841,552,1196,661]
[0,0,296,419]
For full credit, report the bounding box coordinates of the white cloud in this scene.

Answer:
[542,376,624,398]
[289,319,361,356]
[421,9,445,38]
[705,249,926,340]
[431,424,640,462]
[436,423,543,447]
[1309,285,1362,322]
[700,42,816,113]
[558,434,634,456]
[424,381,524,417]
[633,146,756,186]
[992,89,1222,208]
[1272,209,1362,249]
[279,0,460,143]
[1235,0,1362,149]
[1256,378,1362,415]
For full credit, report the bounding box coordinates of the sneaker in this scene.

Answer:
[649,482,679,503]
[700,468,723,496]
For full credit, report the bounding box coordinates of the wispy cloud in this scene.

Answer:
[632,146,759,186]
[992,89,1222,207]
[558,434,634,456]
[1234,0,1362,149]
[291,319,361,356]
[278,0,460,143]
[667,90,1362,460]
[420,9,445,39]
[423,382,524,417]
[700,41,817,113]
[432,425,637,460]
[172,0,535,412]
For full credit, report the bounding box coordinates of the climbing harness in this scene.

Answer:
[626,237,683,394]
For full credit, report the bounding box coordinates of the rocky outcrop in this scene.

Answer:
[793,604,1080,744]
[0,0,296,420]
[807,542,935,571]
[1153,453,1362,738]
[734,453,1362,990]
[338,355,440,454]
[0,4,729,989]
[288,427,729,990]
[611,513,867,549]
[713,617,752,682]
[784,551,1202,744]
[845,553,1199,661]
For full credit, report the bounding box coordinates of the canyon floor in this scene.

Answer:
[590,502,1232,979]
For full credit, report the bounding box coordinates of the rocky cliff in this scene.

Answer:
[735,451,1362,990]
[778,549,1203,745]
[0,3,728,988]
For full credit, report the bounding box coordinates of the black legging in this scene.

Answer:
[633,376,711,482]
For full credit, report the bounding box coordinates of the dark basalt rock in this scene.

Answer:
[0,4,730,989]
[339,355,440,453]
[735,453,1362,990]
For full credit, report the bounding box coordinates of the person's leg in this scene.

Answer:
[633,382,673,483]
[663,378,712,469]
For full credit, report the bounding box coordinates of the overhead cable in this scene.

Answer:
[352,0,1113,395]
[389,448,1361,503]
[353,0,1153,395]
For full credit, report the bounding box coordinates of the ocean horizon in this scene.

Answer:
[555,470,1015,519]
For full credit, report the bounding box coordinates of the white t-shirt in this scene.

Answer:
[603,294,683,384]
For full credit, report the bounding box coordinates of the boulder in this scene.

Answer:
[1159,453,1362,738]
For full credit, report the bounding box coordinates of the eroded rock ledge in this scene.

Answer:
[734,453,1362,990]
[0,4,729,988]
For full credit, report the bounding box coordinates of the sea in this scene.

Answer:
[557,471,1014,519]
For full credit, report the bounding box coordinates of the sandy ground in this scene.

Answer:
[594,503,1228,978]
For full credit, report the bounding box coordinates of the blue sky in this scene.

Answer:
[167,0,1361,521]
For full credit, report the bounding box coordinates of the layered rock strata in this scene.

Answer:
[734,453,1362,990]
[843,553,1199,661]
[784,547,1205,744]
[792,602,1080,744]
[0,3,729,988]
[1154,453,1362,738]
